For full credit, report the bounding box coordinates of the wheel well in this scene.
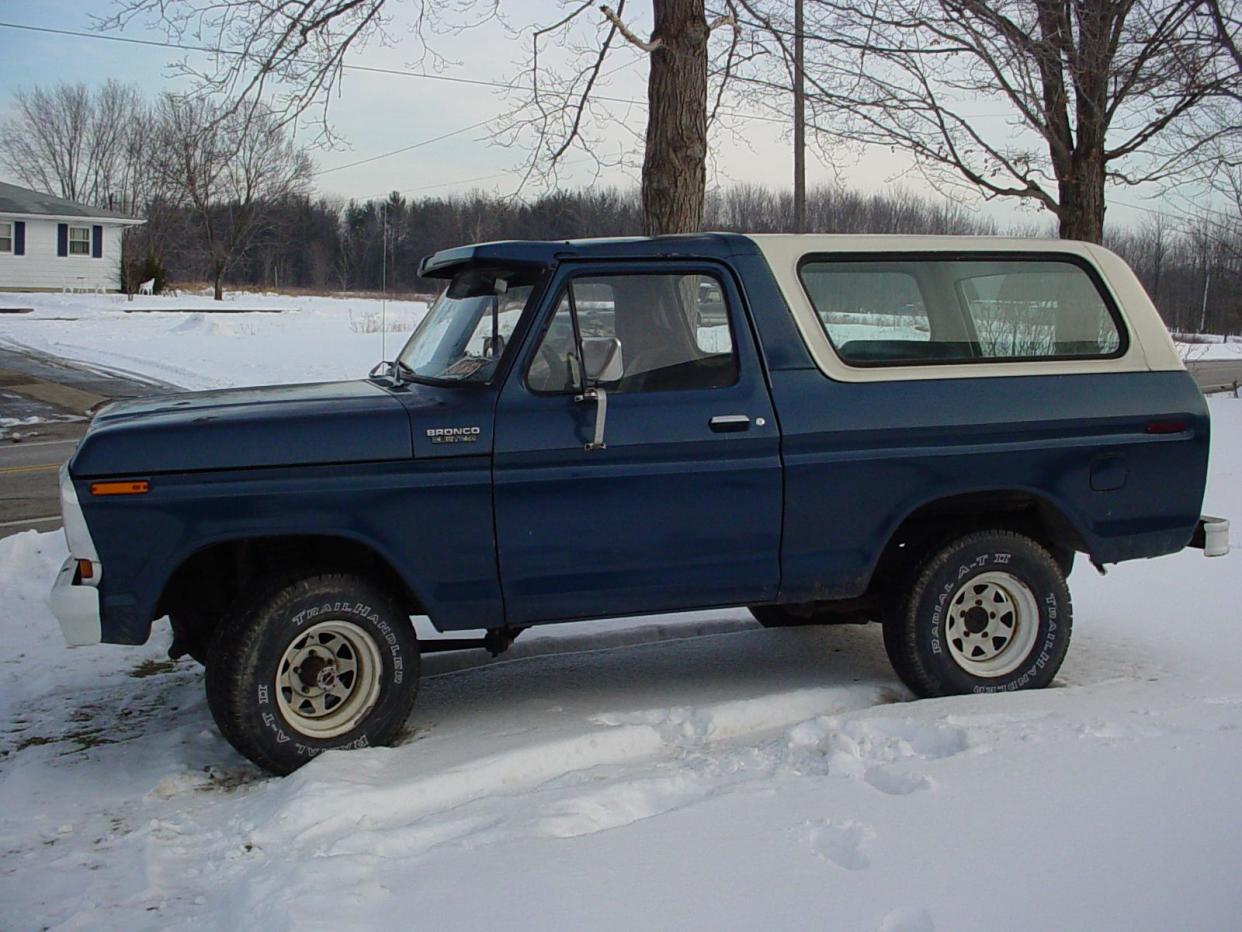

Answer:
[158,535,424,655]
[868,491,1086,595]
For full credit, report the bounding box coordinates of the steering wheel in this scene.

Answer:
[537,343,571,391]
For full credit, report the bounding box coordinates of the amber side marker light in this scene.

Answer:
[90,480,150,496]
[77,559,94,580]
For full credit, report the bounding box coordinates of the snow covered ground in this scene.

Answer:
[1174,333,1242,361]
[1,290,1240,930]
[0,291,428,390]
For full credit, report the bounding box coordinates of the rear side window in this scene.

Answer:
[798,256,1124,366]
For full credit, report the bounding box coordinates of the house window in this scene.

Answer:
[0,222,11,253]
[68,225,91,256]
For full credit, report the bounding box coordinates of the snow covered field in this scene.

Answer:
[1177,334,1242,361]
[1,290,1240,930]
[0,291,428,390]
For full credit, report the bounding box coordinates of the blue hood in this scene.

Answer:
[70,380,412,477]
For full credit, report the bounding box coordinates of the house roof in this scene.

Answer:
[0,180,143,223]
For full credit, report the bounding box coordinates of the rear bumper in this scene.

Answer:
[49,557,102,646]
[1190,515,1230,557]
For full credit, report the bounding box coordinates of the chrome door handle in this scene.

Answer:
[709,414,750,432]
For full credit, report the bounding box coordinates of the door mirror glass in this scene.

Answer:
[582,336,623,384]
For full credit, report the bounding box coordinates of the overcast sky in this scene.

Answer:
[0,0,1192,233]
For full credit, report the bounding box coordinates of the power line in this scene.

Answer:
[1109,195,1240,248]
[312,118,497,176]
[0,20,792,126]
[6,16,1231,230]
[0,21,525,95]
[0,17,808,184]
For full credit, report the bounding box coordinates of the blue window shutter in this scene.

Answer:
[13,221,24,255]
[92,225,103,258]
[57,223,68,257]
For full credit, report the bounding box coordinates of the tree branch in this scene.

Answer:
[600,4,661,53]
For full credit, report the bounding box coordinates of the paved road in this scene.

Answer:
[1185,359,1242,395]
[0,345,175,538]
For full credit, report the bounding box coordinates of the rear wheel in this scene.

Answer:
[205,573,419,774]
[883,530,1071,697]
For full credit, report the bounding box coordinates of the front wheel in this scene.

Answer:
[206,573,420,775]
[883,530,1072,697]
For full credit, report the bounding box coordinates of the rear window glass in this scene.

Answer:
[798,257,1124,366]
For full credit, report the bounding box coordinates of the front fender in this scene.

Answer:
[79,458,502,644]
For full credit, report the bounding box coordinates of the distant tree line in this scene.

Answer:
[185,183,1241,336]
[1,80,1238,332]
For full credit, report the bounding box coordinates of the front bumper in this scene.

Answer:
[49,462,103,646]
[49,557,102,646]
[1190,515,1230,558]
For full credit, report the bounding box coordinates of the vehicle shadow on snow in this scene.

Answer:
[405,620,904,743]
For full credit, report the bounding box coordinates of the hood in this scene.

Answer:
[70,380,412,477]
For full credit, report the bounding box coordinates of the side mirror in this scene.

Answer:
[582,336,623,385]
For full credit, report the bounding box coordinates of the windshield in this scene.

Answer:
[396,267,538,384]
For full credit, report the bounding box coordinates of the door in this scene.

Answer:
[493,262,782,625]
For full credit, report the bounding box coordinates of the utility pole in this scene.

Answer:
[1199,265,1211,334]
[381,203,389,360]
[793,0,806,233]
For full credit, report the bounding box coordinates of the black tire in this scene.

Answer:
[205,573,420,775]
[883,530,1072,697]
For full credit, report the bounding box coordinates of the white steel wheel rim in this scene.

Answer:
[945,571,1040,678]
[275,620,384,739]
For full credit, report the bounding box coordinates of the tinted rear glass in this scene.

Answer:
[799,256,1124,366]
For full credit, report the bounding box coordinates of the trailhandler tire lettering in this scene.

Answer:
[882,530,1072,699]
[205,572,420,776]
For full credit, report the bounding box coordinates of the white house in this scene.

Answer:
[0,181,144,292]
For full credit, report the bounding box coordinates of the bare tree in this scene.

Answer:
[733,0,1239,242]
[503,1,743,234]
[106,0,748,235]
[0,80,151,213]
[150,98,313,299]
[1205,0,1242,72]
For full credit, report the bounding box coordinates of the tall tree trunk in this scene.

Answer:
[213,262,225,301]
[642,0,709,236]
[1056,152,1107,243]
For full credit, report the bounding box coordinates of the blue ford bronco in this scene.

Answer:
[49,234,1229,773]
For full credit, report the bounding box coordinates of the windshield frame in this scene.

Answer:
[394,264,548,389]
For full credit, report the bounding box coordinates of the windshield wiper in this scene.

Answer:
[394,360,418,385]
[368,360,397,382]
[368,359,422,387]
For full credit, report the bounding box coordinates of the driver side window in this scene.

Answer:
[526,294,580,393]
[526,272,738,395]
